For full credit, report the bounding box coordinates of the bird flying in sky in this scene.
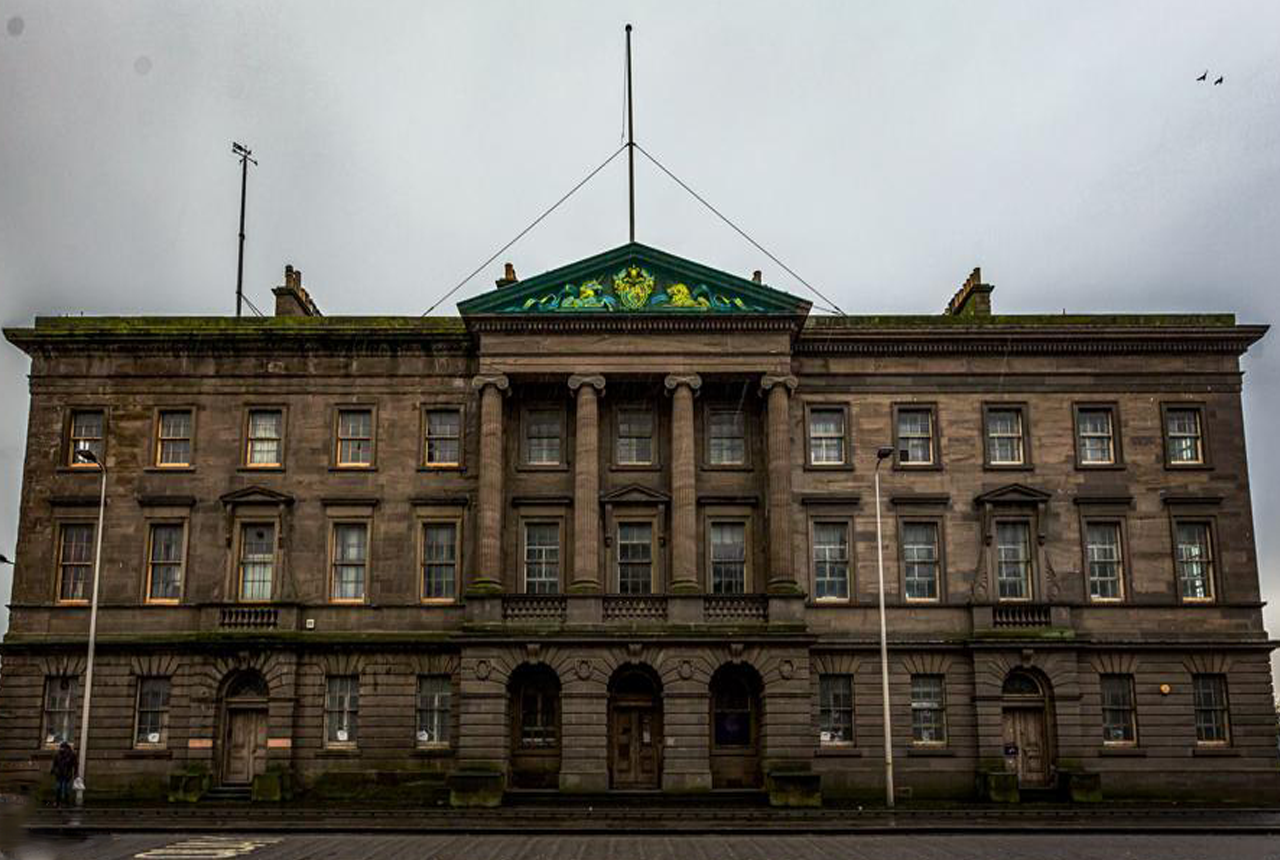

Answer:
[1197,70,1208,81]
[1214,76,1224,85]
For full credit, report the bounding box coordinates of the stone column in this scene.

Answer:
[664,373,702,594]
[568,374,605,594]
[470,373,509,594]
[760,374,799,594]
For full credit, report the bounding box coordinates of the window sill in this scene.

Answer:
[144,466,195,474]
[610,464,662,472]
[418,465,466,474]
[983,463,1034,472]
[317,747,361,758]
[804,463,854,472]
[1075,463,1126,471]
[1098,745,1145,757]
[816,745,861,757]
[124,748,173,759]
[701,464,753,473]
[238,466,286,473]
[1192,745,1239,757]
[907,746,953,757]
[411,745,455,757]
[329,466,377,473]
[1164,463,1214,472]
[516,464,571,473]
[893,463,943,473]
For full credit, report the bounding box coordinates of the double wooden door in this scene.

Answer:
[223,708,268,785]
[1002,707,1050,786]
[610,701,661,789]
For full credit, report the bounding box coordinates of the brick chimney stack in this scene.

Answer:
[945,267,993,317]
[495,262,519,288]
[272,265,323,317]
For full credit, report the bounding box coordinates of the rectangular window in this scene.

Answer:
[416,676,452,746]
[617,522,653,594]
[325,676,359,746]
[1076,407,1116,465]
[42,676,77,747]
[708,409,746,466]
[147,523,184,602]
[1100,674,1136,744]
[331,523,368,602]
[1165,407,1205,465]
[424,408,462,467]
[808,407,847,466]
[896,407,935,465]
[521,686,558,748]
[155,410,193,467]
[985,408,1024,466]
[68,409,104,466]
[422,522,458,601]
[1175,521,1214,600]
[246,409,283,467]
[523,523,560,594]
[812,522,850,600]
[1085,522,1124,601]
[336,408,374,467]
[1193,674,1229,743]
[902,521,941,601]
[57,523,94,602]
[616,409,654,466]
[995,521,1032,600]
[525,408,563,465]
[238,523,275,602]
[135,677,171,747]
[818,674,853,745]
[911,675,947,744]
[710,522,747,594]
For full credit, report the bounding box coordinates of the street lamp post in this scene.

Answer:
[73,448,107,807]
[874,445,896,808]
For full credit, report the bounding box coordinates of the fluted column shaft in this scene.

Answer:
[569,374,605,593]
[471,373,509,592]
[762,374,799,593]
[665,373,702,594]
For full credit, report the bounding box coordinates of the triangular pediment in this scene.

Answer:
[457,242,811,317]
[974,483,1052,505]
[600,483,671,505]
[220,486,296,506]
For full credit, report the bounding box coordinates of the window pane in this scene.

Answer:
[1166,409,1203,463]
[617,522,653,594]
[157,411,192,465]
[897,409,933,464]
[325,676,359,744]
[525,523,560,594]
[617,410,654,465]
[416,676,452,745]
[526,410,562,464]
[818,674,853,744]
[809,408,846,465]
[70,410,104,463]
[1100,674,1136,743]
[1086,522,1123,600]
[986,409,1023,464]
[425,409,461,465]
[240,524,274,601]
[995,522,1031,600]
[247,410,283,465]
[813,522,849,600]
[148,524,184,601]
[332,524,367,601]
[911,675,947,744]
[44,677,78,746]
[59,523,94,601]
[903,522,940,600]
[1175,522,1213,599]
[135,677,171,746]
[337,409,373,465]
[1078,409,1114,464]
[1193,674,1229,743]
[709,411,746,465]
[423,523,457,599]
[711,522,746,594]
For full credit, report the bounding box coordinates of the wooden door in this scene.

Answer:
[223,709,266,785]
[1002,708,1050,786]
[611,705,661,789]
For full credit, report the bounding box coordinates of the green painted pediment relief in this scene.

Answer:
[457,243,810,316]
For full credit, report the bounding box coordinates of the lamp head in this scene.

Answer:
[0,553,12,566]
[74,448,100,466]
[876,446,895,460]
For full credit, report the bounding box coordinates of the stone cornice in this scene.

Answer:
[465,314,804,336]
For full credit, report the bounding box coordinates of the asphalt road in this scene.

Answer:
[6,833,1280,860]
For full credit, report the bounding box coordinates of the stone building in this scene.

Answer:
[0,243,1276,805]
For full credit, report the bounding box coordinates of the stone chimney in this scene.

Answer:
[945,267,993,317]
[495,262,519,288]
[272,265,322,317]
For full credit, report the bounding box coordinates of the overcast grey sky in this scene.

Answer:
[2,2,1278,673]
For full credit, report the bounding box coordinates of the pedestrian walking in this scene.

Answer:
[50,742,76,808]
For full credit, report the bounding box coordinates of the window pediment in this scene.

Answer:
[600,484,670,506]
[973,483,1051,506]
[219,486,296,507]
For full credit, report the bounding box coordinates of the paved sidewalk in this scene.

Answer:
[20,804,1280,836]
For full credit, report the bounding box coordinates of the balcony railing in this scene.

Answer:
[602,595,668,623]
[703,595,769,623]
[219,606,279,629]
[502,595,568,623]
[992,604,1052,629]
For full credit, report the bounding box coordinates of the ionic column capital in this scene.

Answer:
[759,373,798,395]
[471,372,510,394]
[663,373,702,396]
[568,373,606,395]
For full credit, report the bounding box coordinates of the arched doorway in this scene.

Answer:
[709,663,763,789]
[218,669,269,786]
[608,665,663,789]
[508,664,561,789]
[1001,669,1056,787]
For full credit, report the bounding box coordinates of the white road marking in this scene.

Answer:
[133,837,281,859]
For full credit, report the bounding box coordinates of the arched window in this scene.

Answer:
[510,665,560,750]
[1002,671,1043,698]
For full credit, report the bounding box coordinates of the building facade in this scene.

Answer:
[1,244,1276,805]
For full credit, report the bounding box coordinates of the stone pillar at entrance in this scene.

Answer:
[664,373,702,594]
[568,374,605,593]
[470,373,509,593]
[760,374,799,593]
